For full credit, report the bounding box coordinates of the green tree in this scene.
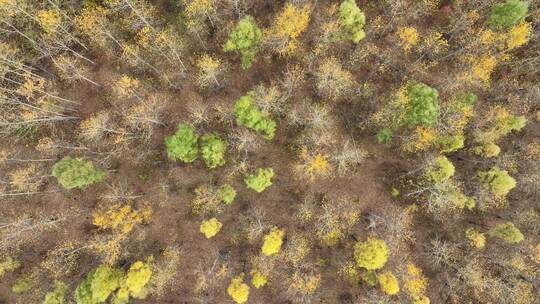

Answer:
[218,184,236,204]
[200,134,227,169]
[75,265,124,304]
[478,167,516,196]
[234,94,276,140]
[488,0,528,29]
[165,123,199,163]
[426,156,455,184]
[437,135,464,153]
[354,238,388,270]
[52,157,107,190]
[338,0,366,43]
[489,222,524,244]
[44,281,68,304]
[224,16,262,69]
[403,83,439,126]
[244,168,274,193]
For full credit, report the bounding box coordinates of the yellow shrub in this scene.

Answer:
[37,10,62,35]
[92,203,152,235]
[267,3,311,54]
[505,21,532,50]
[290,271,321,294]
[199,218,222,239]
[296,148,332,181]
[250,270,267,288]
[124,260,152,298]
[465,228,486,249]
[377,271,400,295]
[261,227,285,256]
[404,264,430,303]
[398,27,419,51]
[470,54,497,84]
[227,274,250,304]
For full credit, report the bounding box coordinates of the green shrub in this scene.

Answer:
[52,157,107,189]
[338,0,366,43]
[200,134,227,169]
[165,123,199,163]
[218,184,236,204]
[354,238,389,270]
[44,281,68,304]
[75,265,123,304]
[478,167,516,196]
[244,168,274,193]
[426,156,455,183]
[12,275,32,293]
[488,0,528,29]
[489,222,524,244]
[376,128,393,144]
[437,135,464,153]
[403,83,439,126]
[234,94,276,140]
[224,16,262,69]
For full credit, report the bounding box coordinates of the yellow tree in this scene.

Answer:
[265,3,311,55]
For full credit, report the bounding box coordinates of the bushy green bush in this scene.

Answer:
[165,123,199,163]
[44,281,67,304]
[224,16,262,69]
[354,238,388,270]
[218,184,236,204]
[200,134,227,169]
[244,168,274,193]
[426,156,455,183]
[478,167,516,196]
[437,135,464,153]
[376,128,393,144]
[489,222,524,244]
[234,94,276,140]
[12,275,32,293]
[488,0,528,29]
[338,0,366,43]
[403,83,439,126]
[52,157,107,190]
[75,265,123,304]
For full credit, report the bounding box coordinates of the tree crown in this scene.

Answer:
[488,0,528,29]
[224,16,262,68]
[338,0,366,43]
[52,157,107,190]
[244,168,274,193]
[200,134,227,169]
[165,123,199,163]
[353,238,389,270]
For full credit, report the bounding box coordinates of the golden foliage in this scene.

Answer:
[267,3,311,55]
[404,264,430,304]
[92,202,152,235]
[289,271,321,295]
[199,218,222,238]
[250,269,267,288]
[227,274,250,304]
[37,10,62,35]
[398,26,419,51]
[296,147,332,181]
[261,227,285,256]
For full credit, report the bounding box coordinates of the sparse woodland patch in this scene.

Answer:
[0,0,538,304]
